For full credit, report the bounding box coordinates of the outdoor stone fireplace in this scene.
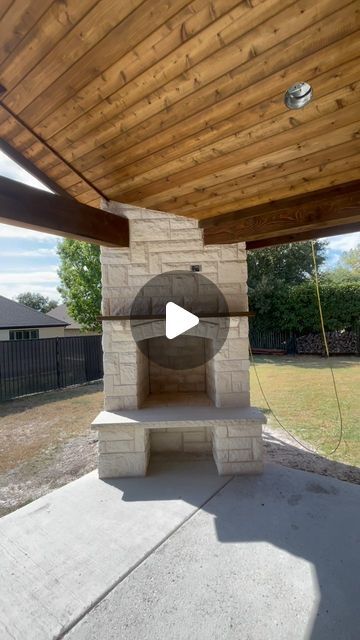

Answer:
[91,202,265,477]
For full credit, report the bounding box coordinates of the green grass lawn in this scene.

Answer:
[250,356,360,468]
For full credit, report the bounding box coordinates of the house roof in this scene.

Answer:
[47,304,81,330]
[0,2,359,247]
[0,296,68,330]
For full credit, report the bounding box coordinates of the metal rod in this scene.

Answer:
[99,312,255,321]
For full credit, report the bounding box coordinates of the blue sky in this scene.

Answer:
[0,150,359,301]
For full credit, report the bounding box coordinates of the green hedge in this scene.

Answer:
[249,282,360,334]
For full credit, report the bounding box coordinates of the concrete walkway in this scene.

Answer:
[1,460,359,640]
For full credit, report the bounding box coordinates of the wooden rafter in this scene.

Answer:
[200,181,360,245]
[0,176,129,247]
[0,0,358,240]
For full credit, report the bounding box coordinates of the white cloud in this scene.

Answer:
[0,150,51,191]
[322,231,360,253]
[0,270,59,284]
[321,231,360,268]
[0,248,58,257]
[0,269,60,300]
[0,223,61,242]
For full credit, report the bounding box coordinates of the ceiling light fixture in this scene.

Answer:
[284,82,313,109]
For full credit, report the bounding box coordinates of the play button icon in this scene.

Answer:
[130,270,230,371]
[166,302,199,339]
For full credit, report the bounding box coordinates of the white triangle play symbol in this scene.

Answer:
[165,302,199,339]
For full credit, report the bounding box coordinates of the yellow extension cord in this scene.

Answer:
[249,240,344,456]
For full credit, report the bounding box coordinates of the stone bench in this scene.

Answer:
[92,406,266,478]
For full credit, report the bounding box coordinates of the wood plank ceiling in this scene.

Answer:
[0,0,359,245]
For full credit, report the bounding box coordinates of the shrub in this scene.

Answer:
[249,282,360,334]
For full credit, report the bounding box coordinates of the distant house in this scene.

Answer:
[47,303,99,336]
[0,295,68,341]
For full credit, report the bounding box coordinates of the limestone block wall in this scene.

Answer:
[212,422,263,475]
[97,425,150,478]
[101,200,250,424]
[151,426,212,454]
[149,336,206,393]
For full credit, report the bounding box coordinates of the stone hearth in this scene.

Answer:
[91,201,265,477]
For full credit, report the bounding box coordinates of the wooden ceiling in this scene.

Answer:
[0,0,359,245]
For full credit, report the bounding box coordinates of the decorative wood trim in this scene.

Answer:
[0,176,129,247]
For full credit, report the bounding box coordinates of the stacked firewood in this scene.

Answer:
[296,330,359,355]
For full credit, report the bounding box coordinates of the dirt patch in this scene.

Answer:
[264,425,360,485]
[0,383,103,517]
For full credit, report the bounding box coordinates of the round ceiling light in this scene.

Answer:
[284,82,313,109]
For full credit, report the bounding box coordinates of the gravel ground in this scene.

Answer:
[0,433,98,516]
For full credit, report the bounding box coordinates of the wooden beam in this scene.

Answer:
[246,222,360,250]
[0,176,129,247]
[201,181,360,245]
[200,181,360,228]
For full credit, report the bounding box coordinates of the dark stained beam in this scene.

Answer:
[0,176,129,247]
[246,222,360,250]
[199,181,360,229]
[200,181,360,245]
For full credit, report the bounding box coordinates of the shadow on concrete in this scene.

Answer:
[105,457,360,640]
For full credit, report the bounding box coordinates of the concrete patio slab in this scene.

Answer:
[0,457,228,640]
[1,461,359,640]
[66,464,360,640]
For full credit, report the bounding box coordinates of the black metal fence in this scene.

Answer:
[0,335,103,401]
[249,329,294,353]
[250,328,360,355]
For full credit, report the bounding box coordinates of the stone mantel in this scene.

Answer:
[92,406,265,428]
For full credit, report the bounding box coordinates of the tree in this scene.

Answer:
[57,239,101,332]
[324,243,360,284]
[247,241,327,289]
[247,241,327,332]
[16,292,58,313]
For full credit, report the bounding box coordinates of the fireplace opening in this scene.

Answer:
[136,335,218,453]
[138,335,217,408]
